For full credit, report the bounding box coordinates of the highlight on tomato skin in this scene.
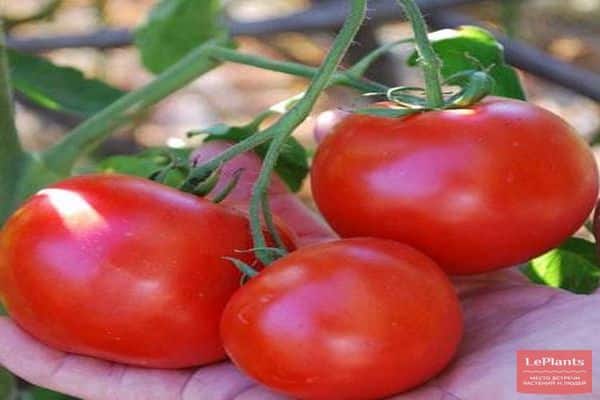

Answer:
[311,98,600,275]
[220,237,464,400]
[0,174,296,369]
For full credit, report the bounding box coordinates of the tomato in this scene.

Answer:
[0,174,294,368]
[311,98,599,275]
[221,238,463,400]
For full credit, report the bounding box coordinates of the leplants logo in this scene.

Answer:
[517,350,592,395]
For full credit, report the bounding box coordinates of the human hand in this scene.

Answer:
[0,141,598,400]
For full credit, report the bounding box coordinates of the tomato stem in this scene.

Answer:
[397,0,444,109]
[0,26,29,222]
[208,46,386,94]
[248,0,368,265]
[43,36,229,176]
[261,194,288,251]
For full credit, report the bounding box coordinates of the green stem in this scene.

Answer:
[181,45,385,192]
[208,46,386,94]
[0,26,26,222]
[249,0,368,264]
[397,0,444,108]
[262,195,287,250]
[0,29,21,157]
[45,37,385,180]
[43,37,228,175]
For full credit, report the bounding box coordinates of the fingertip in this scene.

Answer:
[190,141,288,202]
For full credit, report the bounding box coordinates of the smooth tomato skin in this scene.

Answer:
[221,238,463,400]
[311,98,599,275]
[0,174,291,368]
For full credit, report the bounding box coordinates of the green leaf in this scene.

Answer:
[521,237,600,294]
[0,369,17,400]
[408,26,526,100]
[8,50,125,117]
[99,148,191,188]
[135,0,228,74]
[21,386,78,400]
[203,124,309,192]
[0,302,6,316]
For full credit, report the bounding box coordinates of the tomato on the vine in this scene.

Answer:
[221,238,463,400]
[0,174,294,368]
[311,98,599,275]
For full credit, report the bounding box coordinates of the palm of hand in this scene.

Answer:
[1,142,598,400]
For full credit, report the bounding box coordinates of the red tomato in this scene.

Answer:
[0,174,294,368]
[311,98,599,274]
[221,238,463,400]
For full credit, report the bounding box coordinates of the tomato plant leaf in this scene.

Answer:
[202,124,309,192]
[8,50,125,117]
[99,148,191,188]
[408,26,526,100]
[135,0,228,74]
[521,237,600,294]
[0,302,5,316]
[0,369,17,400]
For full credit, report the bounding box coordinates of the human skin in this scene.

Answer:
[0,141,598,400]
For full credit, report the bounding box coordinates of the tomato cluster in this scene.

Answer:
[0,98,596,400]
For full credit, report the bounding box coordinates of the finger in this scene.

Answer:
[0,318,256,400]
[190,141,288,202]
[233,385,290,400]
[313,110,349,143]
[390,384,457,399]
[452,266,545,298]
[191,141,336,246]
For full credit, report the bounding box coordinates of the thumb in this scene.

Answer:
[190,141,336,247]
[191,140,288,203]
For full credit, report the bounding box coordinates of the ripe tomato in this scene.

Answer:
[311,98,599,275]
[0,174,294,368]
[221,238,463,400]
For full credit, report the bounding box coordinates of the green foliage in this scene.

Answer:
[202,123,309,192]
[522,237,600,294]
[135,0,228,74]
[0,369,17,400]
[99,148,191,188]
[8,50,125,117]
[408,26,526,100]
[20,386,78,400]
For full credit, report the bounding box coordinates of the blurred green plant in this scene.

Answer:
[522,238,600,294]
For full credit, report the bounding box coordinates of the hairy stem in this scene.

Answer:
[397,0,444,108]
[249,0,368,264]
[43,37,228,175]
[208,46,385,93]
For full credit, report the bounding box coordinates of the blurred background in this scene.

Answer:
[2,0,600,200]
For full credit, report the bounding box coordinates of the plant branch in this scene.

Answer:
[43,37,228,175]
[0,28,21,157]
[208,46,386,93]
[249,0,368,264]
[397,0,444,108]
[0,26,27,221]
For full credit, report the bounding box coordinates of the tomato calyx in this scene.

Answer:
[145,148,245,204]
[356,70,494,118]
